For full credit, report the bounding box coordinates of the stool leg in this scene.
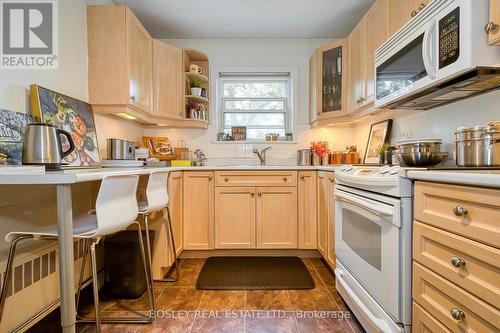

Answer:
[142,214,156,309]
[89,239,102,333]
[165,206,179,281]
[0,235,32,321]
[75,239,89,319]
[135,222,155,316]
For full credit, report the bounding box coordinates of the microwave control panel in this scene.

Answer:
[439,7,460,69]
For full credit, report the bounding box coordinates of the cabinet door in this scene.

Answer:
[326,183,335,269]
[298,171,317,249]
[317,172,331,256]
[256,187,298,249]
[347,22,366,113]
[387,0,417,37]
[126,8,153,114]
[168,172,183,256]
[183,172,214,249]
[364,0,388,104]
[215,187,256,249]
[153,40,183,119]
[308,51,320,124]
[487,0,500,45]
[317,40,348,118]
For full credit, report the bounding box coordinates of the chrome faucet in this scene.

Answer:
[253,147,272,165]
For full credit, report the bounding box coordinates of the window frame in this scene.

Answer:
[215,70,295,142]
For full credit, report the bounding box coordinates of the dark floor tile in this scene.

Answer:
[245,312,298,333]
[178,258,205,271]
[190,317,244,333]
[296,316,353,333]
[316,269,335,287]
[309,258,329,271]
[137,311,194,333]
[105,285,165,312]
[245,290,292,310]
[77,322,141,333]
[156,287,203,311]
[161,265,200,287]
[199,290,246,310]
[288,286,339,311]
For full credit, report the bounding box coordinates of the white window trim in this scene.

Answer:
[212,67,298,143]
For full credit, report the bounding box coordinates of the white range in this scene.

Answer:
[334,165,413,333]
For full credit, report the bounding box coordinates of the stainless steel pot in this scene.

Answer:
[455,123,500,167]
[297,149,312,166]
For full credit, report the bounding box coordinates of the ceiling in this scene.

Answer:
[113,0,375,39]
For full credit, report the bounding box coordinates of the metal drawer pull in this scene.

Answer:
[300,175,305,180]
[250,193,255,197]
[451,309,465,320]
[329,178,334,183]
[224,177,229,182]
[208,176,212,181]
[283,177,288,182]
[451,257,466,268]
[484,22,499,33]
[257,192,262,197]
[453,206,468,216]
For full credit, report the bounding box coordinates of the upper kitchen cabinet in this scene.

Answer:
[387,0,432,37]
[87,5,153,116]
[486,0,500,45]
[153,40,184,120]
[347,0,388,113]
[309,40,348,126]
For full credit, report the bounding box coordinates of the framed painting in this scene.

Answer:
[363,119,393,164]
[0,109,34,165]
[30,84,101,168]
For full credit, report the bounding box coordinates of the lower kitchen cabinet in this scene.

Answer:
[318,171,335,269]
[168,171,183,257]
[183,171,214,249]
[256,187,298,249]
[298,171,317,249]
[215,187,256,249]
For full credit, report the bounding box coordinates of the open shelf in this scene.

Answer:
[185,72,209,82]
[185,95,209,104]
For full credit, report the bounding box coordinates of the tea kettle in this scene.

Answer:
[22,123,75,170]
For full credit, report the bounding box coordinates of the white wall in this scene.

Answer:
[353,90,500,164]
[144,39,356,164]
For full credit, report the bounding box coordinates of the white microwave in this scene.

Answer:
[374,0,500,110]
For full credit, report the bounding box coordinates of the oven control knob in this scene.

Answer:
[379,166,391,174]
[344,165,353,172]
[388,166,401,175]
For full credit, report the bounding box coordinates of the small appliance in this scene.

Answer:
[106,138,135,160]
[22,123,75,170]
[375,0,500,110]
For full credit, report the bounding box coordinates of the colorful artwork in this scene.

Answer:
[0,109,34,165]
[30,85,101,168]
[363,119,393,164]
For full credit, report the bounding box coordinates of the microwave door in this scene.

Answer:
[422,17,438,80]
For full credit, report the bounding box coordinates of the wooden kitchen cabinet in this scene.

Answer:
[347,0,387,113]
[256,187,298,249]
[183,172,214,249]
[153,40,184,119]
[215,187,256,249]
[387,0,433,37]
[318,171,335,268]
[88,5,153,115]
[298,171,317,249]
[487,0,500,45]
[168,172,183,257]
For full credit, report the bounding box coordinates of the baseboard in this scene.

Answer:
[179,249,321,258]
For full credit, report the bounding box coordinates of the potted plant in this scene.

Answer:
[190,77,202,96]
[285,132,293,141]
[376,143,390,164]
[311,141,330,165]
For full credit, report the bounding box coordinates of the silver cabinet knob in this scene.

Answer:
[411,10,418,17]
[179,111,184,117]
[208,175,212,181]
[453,206,468,216]
[451,257,466,268]
[484,22,499,33]
[451,308,465,320]
[130,95,136,101]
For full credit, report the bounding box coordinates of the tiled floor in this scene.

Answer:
[28,258,365,333]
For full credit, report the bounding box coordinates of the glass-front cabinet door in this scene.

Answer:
[318,40,347,117]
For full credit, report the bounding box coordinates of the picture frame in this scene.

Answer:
[363,119,393,164]
[231,126,247,141]
[29,84,101,168]
[0,108,34,165]
[142,136,175,160]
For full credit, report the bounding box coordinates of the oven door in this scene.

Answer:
[334,186,401,321]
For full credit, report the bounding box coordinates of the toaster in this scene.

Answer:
[106,138,135,160]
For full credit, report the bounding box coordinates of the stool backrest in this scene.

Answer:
[95,175,140,235]
[144,171,169,213]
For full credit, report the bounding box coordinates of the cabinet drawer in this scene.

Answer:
[414,181,500,248]
[413,262,500,333]
[413,302,451,333]
[214,171,297,187]
[413,222,500,309]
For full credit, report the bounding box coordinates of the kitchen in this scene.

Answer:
[0,0,499,332]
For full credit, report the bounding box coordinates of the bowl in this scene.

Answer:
[395,152,448,167]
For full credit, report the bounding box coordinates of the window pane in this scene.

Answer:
[224,100,284,110]
[224,112,285,127]
[223,82,287,98]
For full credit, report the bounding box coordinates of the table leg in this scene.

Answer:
[57,184,76,333]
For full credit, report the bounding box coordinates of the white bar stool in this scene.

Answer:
[138,171,179,293]
[0,175,154,333]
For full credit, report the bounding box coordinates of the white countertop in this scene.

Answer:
[0,165,341,185]
[405,169,500,188]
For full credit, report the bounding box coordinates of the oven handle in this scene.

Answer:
[423,17,438,80]
[334,190,394,218]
